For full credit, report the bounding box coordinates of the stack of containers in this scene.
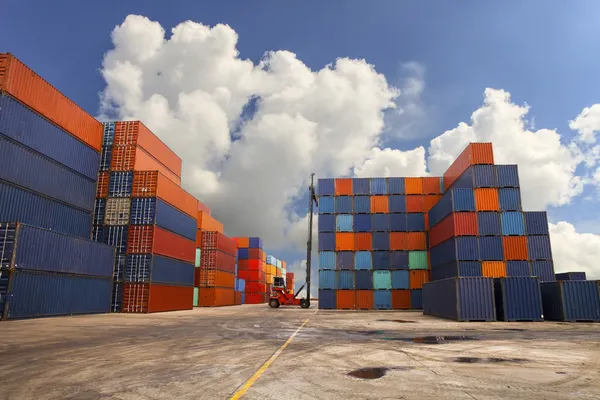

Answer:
[317,176,440,310]
[266,255,278,288]
[235,237,267,304]
[197,230,237,306]
[0,53,115,318]
[93,121,198,313]
[286,272,295,294]
[194,211,224,306]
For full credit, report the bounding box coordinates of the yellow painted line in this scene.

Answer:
[229,318,310,399]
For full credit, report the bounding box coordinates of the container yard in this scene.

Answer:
[1,52,600,399]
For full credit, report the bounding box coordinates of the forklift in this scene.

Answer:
[268,173,318,309]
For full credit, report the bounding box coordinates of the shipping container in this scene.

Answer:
[541,281,600,322]
[200,250,236,273]
[111,281,123,312]
[318,214,335,232]
[318,196,334,213]
[390,232,408,251]
[196,212,224,236]
[127,226,195,262]
[319,270,335,289]
[428,188,476,228]
[408,251,428,270]
[334,178,352,196]
[370,196,389,213]
[495,165,520,188]
[122,283,193,313]
[354,251,372,270]
[478,236,504,261]
[372,251,390,270]
[407,213,425,231]
[0,135,96,211]
[430,261,482,281]
[102,122,115,146]
[374,290,392,309]
[353,214,371,232]
[104,198,130,226]
[406,195,425,213]
[477,212,501,236]
[422,177,442,194]
[0,94,100,180]
[352,178,370,195]
[110,145,180,185]
[337,271,354,290]
[430,237,479,267]
[389,195,406,213]
[336,251,355,270]
[371,214,389,232]
[246,282,267,293]
[389,214,407,232]
[423,277,496,321]
[103,226,128,253]
[113,253,126,282]
[336,233,355,251]
[356,290,374,309]
[318,178,335,195]
[108,171,133,198]
[335,196,353,213]
[354,233,372,251]
[555,272,586,281]
[318,290,336,309]
[336,290,355,309]
[424,195,442,212]
[235,237,250,248]
[390,251,409,270]
[404,178,423,195]
[319,251,336,269]
[474,188,500,211]
[503,236,529,260]
[531,261,555,282]
[494,277,543,321]
[198,269,235,288]
[452,165,498,189]
[499,188,522,211]
[391,270,409,289]
[506,261,531,277]
[370,178,387,195]
[501,212,525,236]
[97,172,109,198]
[428,212,478,248]
[352,196,370,213]
[527,235,553,260]
[99,146,112,172]
[200,231,237,256]
[371,232,389,251]
[91,225,104,242]
[193,287,199,306]
[524,212,549,235]
[93,198,106,226]
[409,270,429,289]
[244,293,266,304]
[0,223,114,277]
[482,261,506,278]
[125,254,194,286]
[132,171,197,218]
[336,215,353,232]
[410,289,423,309]
[130,198,196,241]
[443,143,494,190]
[388,177,405,195]
[408,232,427,250]
[0,54,103,151]
[1,270,111,319]
[373,270,392,290]
[355,270,373,289]
[391,289,411,309]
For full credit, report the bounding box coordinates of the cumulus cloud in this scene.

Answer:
[286,259,319,298]
[353,146,427,177]
[569,103,600,144]
[549,222,600,280]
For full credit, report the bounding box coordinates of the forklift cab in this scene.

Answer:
[273,277,285,288]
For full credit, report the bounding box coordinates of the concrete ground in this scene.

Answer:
[0,305,599,400]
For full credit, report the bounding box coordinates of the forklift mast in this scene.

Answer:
[305,173,318,304]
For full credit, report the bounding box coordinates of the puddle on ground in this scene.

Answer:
[347,367,413,380]
[556,371,567,374]
[454,357,528,364]
[358,330,386,335]
[376,319,416,324]
[383,335,480,344]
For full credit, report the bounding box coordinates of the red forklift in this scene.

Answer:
[268,173,318,309]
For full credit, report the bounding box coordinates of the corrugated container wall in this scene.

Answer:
[540,281,600,322]
[422,277,496,321]
[494,277,543,321]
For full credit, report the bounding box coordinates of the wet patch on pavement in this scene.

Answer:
[376,319,416,324]
[453,357,529,364]
[347,366,413,380]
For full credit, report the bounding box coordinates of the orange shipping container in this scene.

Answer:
[114,121,182,178]
[248,248,261,259]
[132,171,198,218]
[424,195,443,212]
[410,270,430,289]
[127,225,195,263]
[234,291,242,305]
[336,233,355,251]
[122,283,193,313]
[475,188,500,211]
[444,143,494,190]
[0,53,103,151]
[503,236,529,260]
[335,178,353,196]
[355,290,374,309]
[354,233,373,251]
[198,270,235,288]
[390,232,409,251]
[197,199,211,214]
[422,177,442,194]
[336,290,355,309]
[408,232,427,250]
[110,145,181,185]
[405,178,424,194]
[198,287,235,307]
[406,195,425,213]
[391,290,411,309]
[235,237,250,248]
[370,196,389,213]
[96,172,109,198]
[482,261,507,278]
[198,211,224,233]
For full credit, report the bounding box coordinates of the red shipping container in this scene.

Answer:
[244,293,266,304]
[410,270,430,289]
[127,226,195,263]
[122,283,193,313]
[234,291,242,305]
[237,270,265,282]
[194,267,200,287]
[132,171,197,218]
[96,172,109,198]
[110,145,181,185]
[248,248,262,259]
[370,196,389,213]
[198,287,235,307]
[0,54,103,151]
[336,290,355,309]
[428,212,478,248]
[390,232,409,251]
[336,233,355,251]
[405,178,424,195]
[444,143,494,190]
[406,195,425,213]
[114,121,182,178]
[354,233,372,251]
[237,259,249,270]
[422,177,442,194]
[391,290,411,309]
[201,231,237,256]
[424,195,443,212]
[247,259,263,271]
[200,249,236,273]
[246,282,267,293]
[408,232,427,250]
[198,269,235,288]
[335,178,353,196]
[503,236,529,260]
[355,290,374,310]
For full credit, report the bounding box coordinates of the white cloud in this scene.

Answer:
[427,88,585,210]
[549,222,600,280]
[569,103,600,144]
[286,259,319,298]
[353,146,427,177]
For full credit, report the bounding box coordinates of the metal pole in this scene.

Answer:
[305,173,316,305]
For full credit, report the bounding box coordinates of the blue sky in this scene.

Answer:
[2,2,600,278]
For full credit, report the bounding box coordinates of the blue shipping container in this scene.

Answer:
[319,196,335,214]
[477,212,501,236]
[389,195,406,213]
[528,236,553,260]
[353,214,371,232]
[353,196,370,213]
[319,251,336,269]
[1,270,111,319]
[0,135,96,211]
[318,213,335,232]
[0,223,114,278]
[337,271,354,289]
[129,198,196,241]
[125,254,194,286]
[335,196,353,213]
[0,181,92,238]
[370,178,387,195]
[430,261,482,281]
[372,251,390,270]
[524,212,549,235]
[318,232,335,251]
[336,215,353,232]
[531,261,555,282]
[407,213,425,232]
[541,281,600,322]
[354,251,372,270]
[103,226,128,254]
[99,146,112,172]
[496,165,520,188]
[453,165,497,189]
[93,198,107,226]
[506,261,531,277]
[374,290,392,309]
[430,237,479,268]
[238,248,249,260]
[319,270,335,289]
[423,277,496,321]
[318,289,336,309]
[336,251,354,270]
[501,212,525,235]
[355,270,373,289]
[352,178,370,195]
[389,214,407,232]
[103,122,115,146]
[499,188,522,211]
[249,237,263,249]
[371,214,389,232]
[390,251,409,270]
[113,253,126,281]
[0,94,100,180]
[317,179,334,196]
[391,270,409,289]
[410,289,423,309]
[388,178,405,195]
[555,272,586,281]
[478,236,504,261]
[428,188,476,228]
[372,232,389,251]
[111,282,123,313]
[494,277,543,321]
[91,226,104,242]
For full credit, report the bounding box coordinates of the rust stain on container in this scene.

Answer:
[405,178,424,194]
[336,233,355,251]
[475,188,500,211]
[503,236,529,260]
[370,196,389,213]
[408,232,427,250]
[354,232,373,251]
[406,195,425,212]
[335,178,353,196]
[390,232,409,250]
[482,261,507,277]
